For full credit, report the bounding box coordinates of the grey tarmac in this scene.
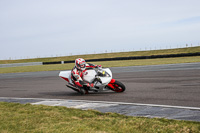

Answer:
[0,62,200,122]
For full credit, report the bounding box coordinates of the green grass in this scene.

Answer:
[1,56,200,74]
[1,46,200,64]
[1,46,200,74]
[0,102,200,133]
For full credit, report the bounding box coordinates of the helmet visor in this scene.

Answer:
[79,62,86,69]
[80,64,86,68]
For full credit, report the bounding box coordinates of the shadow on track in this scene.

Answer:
[38,91,119,97]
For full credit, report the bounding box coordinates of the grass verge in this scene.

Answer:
[1,56,200,74]
[1,46,200,64]
[0,102,200,133]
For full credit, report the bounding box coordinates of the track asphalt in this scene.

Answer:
[0,62,200,122]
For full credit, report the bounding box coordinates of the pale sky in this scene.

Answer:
[0,0,200,60]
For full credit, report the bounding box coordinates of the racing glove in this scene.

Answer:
[95,65,102,68]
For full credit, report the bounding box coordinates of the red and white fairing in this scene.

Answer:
[59,70,73,84]
[83,68,112,84]
[59,68,112,85]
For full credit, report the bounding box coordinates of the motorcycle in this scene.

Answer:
[59,67,126,95]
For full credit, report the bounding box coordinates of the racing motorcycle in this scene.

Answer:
[59,67,126,95]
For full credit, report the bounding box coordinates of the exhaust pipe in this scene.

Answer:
[66,84,80,92]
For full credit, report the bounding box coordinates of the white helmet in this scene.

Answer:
[75,58,86,71]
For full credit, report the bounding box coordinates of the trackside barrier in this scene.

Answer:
[42,52,200,65]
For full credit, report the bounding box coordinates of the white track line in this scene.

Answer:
[1,97,200,110]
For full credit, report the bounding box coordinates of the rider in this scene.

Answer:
[71,58,102,92]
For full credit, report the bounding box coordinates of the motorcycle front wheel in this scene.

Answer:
[107,80,126,92]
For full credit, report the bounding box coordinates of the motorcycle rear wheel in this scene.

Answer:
[108,80,126,92]
[79,88,87,95]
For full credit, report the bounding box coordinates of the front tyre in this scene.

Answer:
[108,80,126,93]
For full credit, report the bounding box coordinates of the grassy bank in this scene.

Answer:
[1,46,200,64]
[1,56,200,74]
[0,102,199,133]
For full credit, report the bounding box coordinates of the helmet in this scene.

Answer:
[75,58,86,71]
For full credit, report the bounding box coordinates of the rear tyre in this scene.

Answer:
[79,85,90,95]
[79,88,87,95]
[108,80,126,92]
